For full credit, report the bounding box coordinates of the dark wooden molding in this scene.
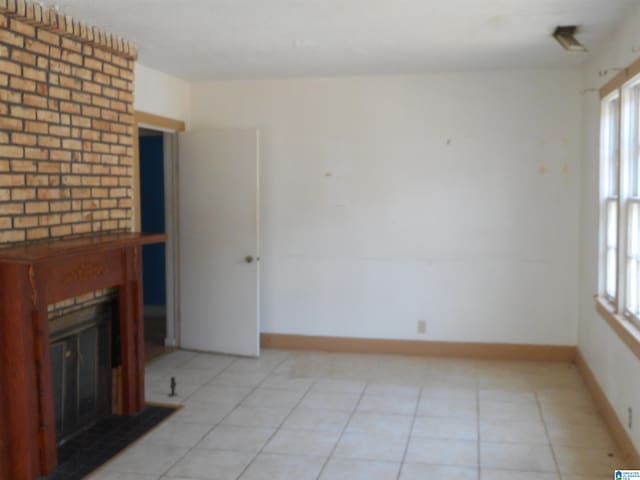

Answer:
[0,232,165,479]
[0,232,165,263]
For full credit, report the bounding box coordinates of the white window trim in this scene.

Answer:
[598,75,640,338]
[600,91,620,304]
[623,76,640,331]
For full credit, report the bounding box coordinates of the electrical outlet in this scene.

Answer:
[417,320,427,334]
[629,407,633,429]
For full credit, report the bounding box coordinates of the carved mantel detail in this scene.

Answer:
[61,263,107,285]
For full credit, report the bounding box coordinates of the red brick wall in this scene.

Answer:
[0,10,136,316]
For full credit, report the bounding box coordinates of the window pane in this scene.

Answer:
[606,199,618,299]
[607,199,618,249]
[606,97,620,197]
[629,258,639,315]
[637,147,640,197]
[607,247,617,299]
[601,94,621,301]
[628,85,640,197]
[627,202,640,314]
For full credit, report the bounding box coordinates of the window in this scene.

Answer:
[601,93,619,301]
[624,80,640,328]
[599,76,640,330]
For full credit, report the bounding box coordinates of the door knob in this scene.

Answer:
[245,255,254,264]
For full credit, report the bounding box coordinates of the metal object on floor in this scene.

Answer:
[169,377,177,397]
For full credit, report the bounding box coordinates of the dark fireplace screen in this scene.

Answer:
[49,305,112,444]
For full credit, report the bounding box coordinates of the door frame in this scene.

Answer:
[133,111,186,348]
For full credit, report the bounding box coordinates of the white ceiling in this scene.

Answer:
[55,0,637,80]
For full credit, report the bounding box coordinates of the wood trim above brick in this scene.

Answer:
[260,333,577,362]
[0,0,137,60]
[135,111,186,132]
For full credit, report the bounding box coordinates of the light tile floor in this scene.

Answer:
[90,349,628,480]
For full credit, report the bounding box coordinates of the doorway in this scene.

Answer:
[134,114,261,358]
[133,112,184,358]
[138,128,167,360]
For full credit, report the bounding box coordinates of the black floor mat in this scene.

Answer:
[40,405,178,480]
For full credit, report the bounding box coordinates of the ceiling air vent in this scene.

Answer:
[553,26,587,52]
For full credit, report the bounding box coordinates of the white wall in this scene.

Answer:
[190,69,581,345]
[579,3,640,452]
[134,63,191,125]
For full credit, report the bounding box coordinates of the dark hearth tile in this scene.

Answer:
[39,405,177,480]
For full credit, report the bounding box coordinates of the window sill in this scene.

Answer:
[595,296,640,361]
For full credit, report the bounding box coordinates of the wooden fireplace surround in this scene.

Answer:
[0,232,166,480]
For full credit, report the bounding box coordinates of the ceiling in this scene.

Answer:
[53,0,637,80]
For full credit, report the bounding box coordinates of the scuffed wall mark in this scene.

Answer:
[562,162,570,187]
[486,15,508,30]
[446,139,452,146]
[536,139,548,174]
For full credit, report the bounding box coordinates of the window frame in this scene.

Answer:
[625,199,640,328]
[600,91,621,305]
[597,60,640,362]
[622,76,640,331]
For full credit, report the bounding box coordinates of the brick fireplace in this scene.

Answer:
[0,2,152,479]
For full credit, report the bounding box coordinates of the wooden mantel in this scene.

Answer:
[0,232,166,480]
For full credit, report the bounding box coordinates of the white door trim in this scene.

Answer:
[163,132,180,347]
[133,112,185,350]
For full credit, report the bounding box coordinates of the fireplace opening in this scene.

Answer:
[49,302,115,445]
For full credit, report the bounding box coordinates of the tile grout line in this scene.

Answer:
[396,385,423,479]
[231,374,319,480]
[313,381,369,480]
[535,391,562,479]
[139,352,243,479]
[147,349,236,406]
[180,355,240,403]
[141,352,599,479]
[154,352,295,479]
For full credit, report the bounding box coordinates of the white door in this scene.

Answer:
[178,128,260,356]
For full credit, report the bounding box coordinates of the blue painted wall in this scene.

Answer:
[139,135,166,306]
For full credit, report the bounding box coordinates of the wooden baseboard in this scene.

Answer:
[260,333,576,362]
[575,349,640,467]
